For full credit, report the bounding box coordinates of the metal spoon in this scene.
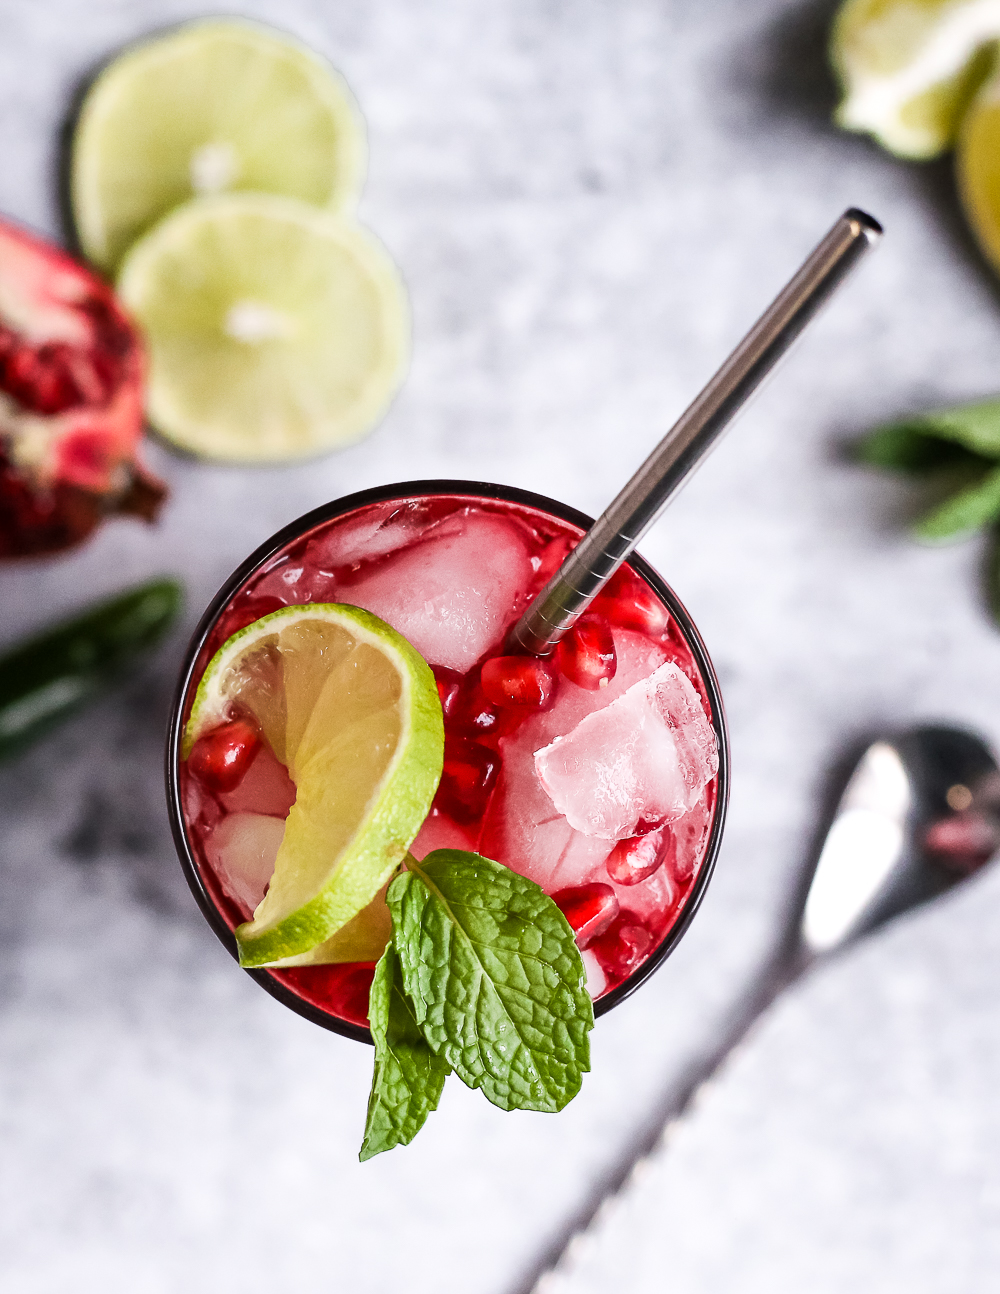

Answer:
[525,723,1000,1294]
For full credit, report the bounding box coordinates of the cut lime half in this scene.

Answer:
[72,17,366,273]
[184,604,443,967]
[831,0,1000,158]
[117,193,410,461]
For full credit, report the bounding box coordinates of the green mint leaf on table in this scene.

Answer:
[854,422,989,473]
[904,399,1000,460]
[912,462,1000,541]
[857,400,1000,467]
[855,400,1000,626]
[360,944,451,1162]
[388,849,593,1115]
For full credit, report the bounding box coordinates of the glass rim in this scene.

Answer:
[165,478,730,1045]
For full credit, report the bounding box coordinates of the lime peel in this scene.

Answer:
[957,63,1000,269]
[832,0,1000,158]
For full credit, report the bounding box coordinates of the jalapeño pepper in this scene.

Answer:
[0,577,183,759]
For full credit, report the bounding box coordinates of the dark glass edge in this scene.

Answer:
[165,479,730,1044]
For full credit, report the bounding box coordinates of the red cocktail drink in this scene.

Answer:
[167,482,728,1042]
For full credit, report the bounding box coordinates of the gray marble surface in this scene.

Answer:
[2,1,1000,1291]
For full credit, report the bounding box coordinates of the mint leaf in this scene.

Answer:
[359,944,450,1161]
[387,849,593,1114]
[913,462,1000,541]
[857,400,1000,471]
[854,422,986,473]
[902,399,1000,460]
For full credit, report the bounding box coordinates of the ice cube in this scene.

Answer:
[535,662,718,841]
[204,812,285,915]
[479,742,612,891]
[218,742,296,819]
[478,629,670,890]
[250,554,338,607]
[321,502,436,566]
[344,514,533,672]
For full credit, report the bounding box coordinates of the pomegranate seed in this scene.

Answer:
[436,737,501,823]
[552,883,620,949]
[188,719,262,793]
[605,825,670,885]
[557,612,616,690]
[593,569,670,636]
[432,665,463,717]
[590,910,657,982]
[480,655,557,708]
[448,675,504,736]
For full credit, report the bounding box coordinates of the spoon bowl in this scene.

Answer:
[798,724,1000,962]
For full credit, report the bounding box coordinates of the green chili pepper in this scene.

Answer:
[0,576,183,760]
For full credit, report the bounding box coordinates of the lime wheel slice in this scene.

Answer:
[117,193,410,461]
[72,17,366,273]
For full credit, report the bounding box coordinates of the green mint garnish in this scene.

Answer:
[360,849,594,1159]
[391,850,593,1110]
[360,944,451,1162]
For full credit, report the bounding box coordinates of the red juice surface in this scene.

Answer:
[178,493,721,1030]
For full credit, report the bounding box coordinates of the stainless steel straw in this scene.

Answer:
[507,208,882,657]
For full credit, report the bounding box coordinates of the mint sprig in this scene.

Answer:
[855,407,1000,543]
[360,849,594,1159]
[855,399,1000,626]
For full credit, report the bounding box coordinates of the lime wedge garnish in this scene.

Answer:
[72,17,366,273]
[184,605,443,968]
[116,193,410,461]
[831,0,1000,158]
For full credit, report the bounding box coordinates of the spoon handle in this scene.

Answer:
[508,208,882,656]
[523,952,807,1294]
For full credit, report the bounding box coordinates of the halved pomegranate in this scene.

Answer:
[0,216,164,557]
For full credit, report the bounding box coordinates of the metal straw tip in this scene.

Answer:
[843,207,883,244]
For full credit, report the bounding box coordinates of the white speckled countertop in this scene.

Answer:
[3,2,1000,1291]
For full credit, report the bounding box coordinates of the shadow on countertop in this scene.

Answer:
[0,665,193,923]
